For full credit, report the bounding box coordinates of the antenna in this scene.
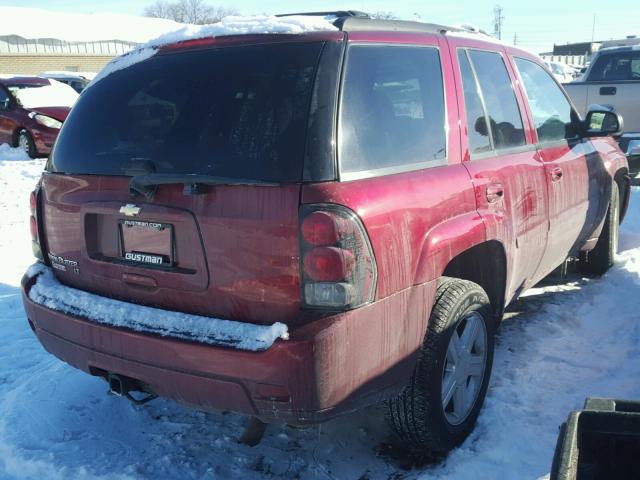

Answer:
[493,5,504,40]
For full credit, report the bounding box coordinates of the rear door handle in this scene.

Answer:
[599,86,617,96]
[486,183,504,203]
[550,167,563,182]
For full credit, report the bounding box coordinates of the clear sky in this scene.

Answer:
[2,0,639,53]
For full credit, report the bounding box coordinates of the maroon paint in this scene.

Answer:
[0,78,70,156]
[23,274,435,423]
[41,174,303,324]
[21,30,629,423]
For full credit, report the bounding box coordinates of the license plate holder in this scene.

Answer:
[119,220,173,267]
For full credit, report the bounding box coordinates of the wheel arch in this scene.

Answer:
[441,240,508,321]
[614,167,630,223]
[412,212,509,320]
[11,127,23,147]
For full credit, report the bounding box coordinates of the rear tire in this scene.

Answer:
[18,129,37,159]
[579,182,619,276]
[386,277,495,455]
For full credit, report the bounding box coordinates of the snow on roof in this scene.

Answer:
[40,71,97,80]
[0,7,187,43]
[89,15,338,87]
[0,73,36,79]
[446,28,508,46]
[147,14,338,47]
[12,79,79,109]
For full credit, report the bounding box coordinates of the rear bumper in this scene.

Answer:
[22,272,435,424]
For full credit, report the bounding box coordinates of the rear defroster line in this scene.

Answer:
[25,263,289,352]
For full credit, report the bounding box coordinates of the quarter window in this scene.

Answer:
[514,57,577,143]
[338,45,446,176]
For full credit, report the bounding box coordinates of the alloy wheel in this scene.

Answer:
[441,311,488,426]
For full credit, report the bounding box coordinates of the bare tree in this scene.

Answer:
[144,0,173,19]
[144,0,238,24]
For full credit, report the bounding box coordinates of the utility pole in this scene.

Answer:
[591,13,596,42]
[493,5,505,40]
[513,32,518,45]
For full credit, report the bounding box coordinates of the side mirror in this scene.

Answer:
[584,105,624,137]
[0,98,9,110]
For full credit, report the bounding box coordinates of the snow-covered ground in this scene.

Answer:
[0,145,639,479]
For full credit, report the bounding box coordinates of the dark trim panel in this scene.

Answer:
[303,39,345,182]
[471,143,537,161]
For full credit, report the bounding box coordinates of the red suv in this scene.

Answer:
[21,13,630,454]
[0,76,77,158]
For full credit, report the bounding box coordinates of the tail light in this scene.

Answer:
[29,186,45,262]
[299,204,377,310]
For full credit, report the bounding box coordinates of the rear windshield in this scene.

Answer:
[48,42,324,182]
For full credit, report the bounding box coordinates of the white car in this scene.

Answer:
[545,61,577,84]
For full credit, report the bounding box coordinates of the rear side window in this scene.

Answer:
[464,50,526,153]
[514,58,577,143]
[338,45,446,177]
[588,51,640,82]
[49,43,323,182]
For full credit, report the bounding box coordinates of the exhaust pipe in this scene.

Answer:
[108,373,125,396]
[106,372,157,405]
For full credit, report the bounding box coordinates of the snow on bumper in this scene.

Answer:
[25,263,288,352]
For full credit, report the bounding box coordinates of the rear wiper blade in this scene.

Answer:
[129,173,279,199]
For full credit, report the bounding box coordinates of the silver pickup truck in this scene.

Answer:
[565,45,640,174]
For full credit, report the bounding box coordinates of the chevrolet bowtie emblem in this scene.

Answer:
[119,204,141,217]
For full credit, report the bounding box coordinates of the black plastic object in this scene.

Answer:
[276,10,490,36]
[551,397,640,480]
[276,10,369,19]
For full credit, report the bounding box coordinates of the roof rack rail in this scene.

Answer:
[276,11,369,19]
[453,24,492,36]
[276,12,491,38]
[339,17,494,37]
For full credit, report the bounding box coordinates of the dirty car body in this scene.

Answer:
[21,14,630,451]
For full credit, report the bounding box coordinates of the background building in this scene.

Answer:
[541,36,639,66]
[0,7,183,75]
[0,36,135,74]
